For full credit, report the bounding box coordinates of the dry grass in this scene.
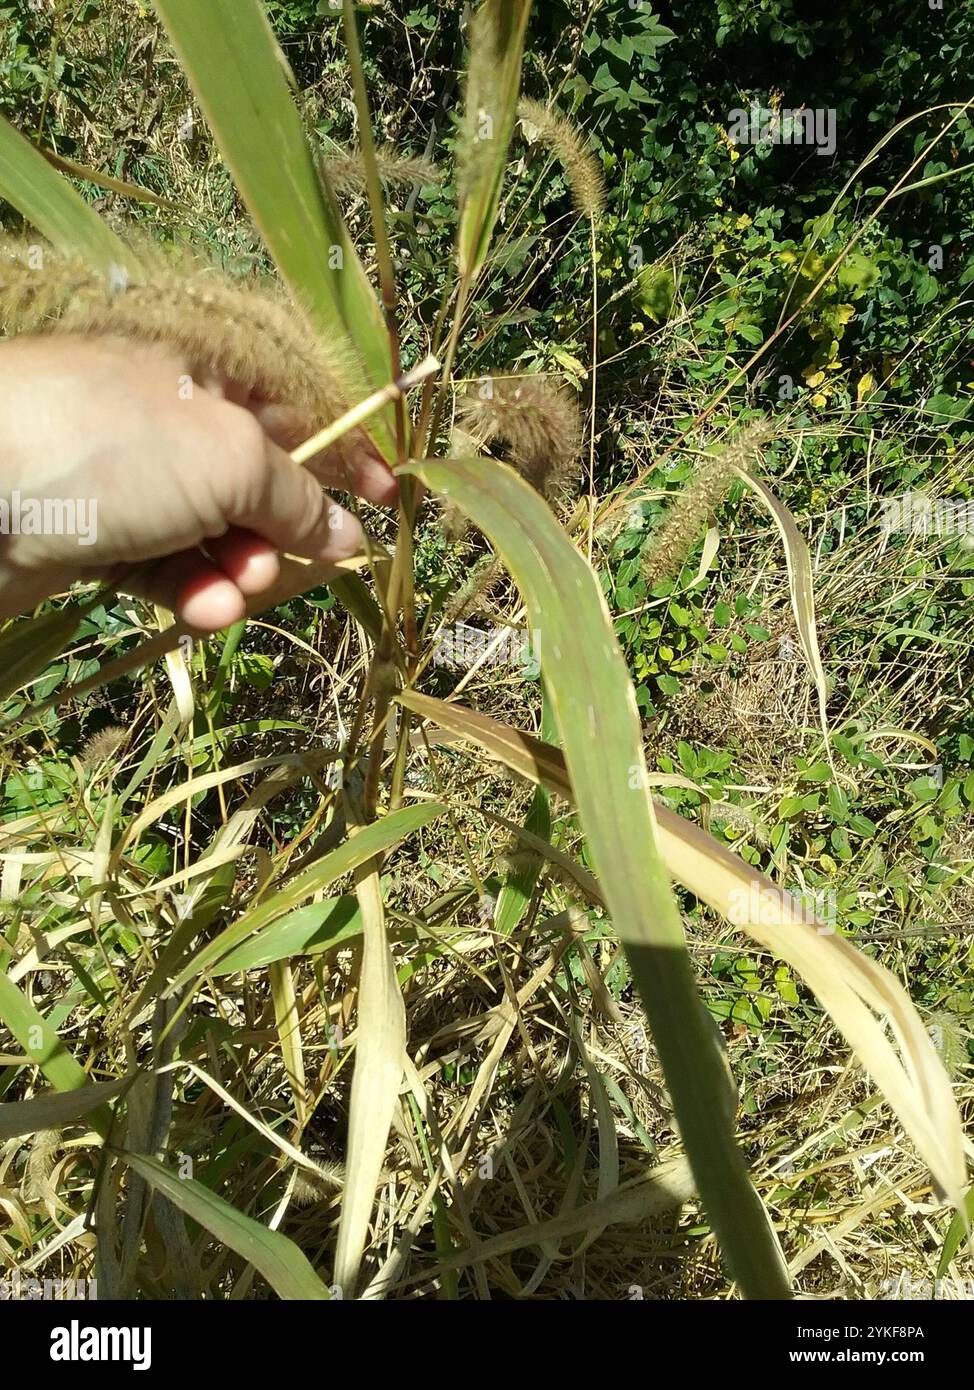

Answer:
[4,432,973,1298]
[2,0,972,1305]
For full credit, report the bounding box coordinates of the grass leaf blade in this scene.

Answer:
[117,1151,330,1300]
[401,454,791,1299]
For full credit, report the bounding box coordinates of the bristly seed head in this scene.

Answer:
[440,552,504,628]
[0,235,356,442]
[79,724,128,771]
[518,97,606,219]
[641,418,775,589]
[457,371,583,506]
[322,145,441,195]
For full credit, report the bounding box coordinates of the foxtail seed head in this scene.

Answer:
[457,372,583,505]
[518,97,606,218]
[0,237,354,433]
[641,419,775,589]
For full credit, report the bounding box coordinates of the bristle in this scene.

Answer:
[65,275,351,428]
[927,1010,968,1077]
[22,1129,60,1207]
[323,146,441,195]
[0,237,354,434]
[641,420,773,589]
[439,500,470,543]
[440,553,504,628]
[0,235,102,333]
[292,1161,344,1205]
[437,426,484,541]
[457,372,582,504]
[518,97,606,218]
[79,724,128,770]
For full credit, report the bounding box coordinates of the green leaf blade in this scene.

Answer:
[0,116,140,272]
[152,0,395,457]
[401,453,791,1299]
[172,801,445,986]
[117,1152,330,1300]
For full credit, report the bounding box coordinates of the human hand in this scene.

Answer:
[0,334,396,631]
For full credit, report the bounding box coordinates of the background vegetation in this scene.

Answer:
[1,0,973,1300]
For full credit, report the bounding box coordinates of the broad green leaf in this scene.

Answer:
[836,250,880,294]
[924,392,970,425]
[457,0,532,283]
[152,0,395,458]
[0,115,140,273]
[0,973,111,1137]
[117,1152,330,1300]
[171,801,446,986]
[211,896,362,975]
[400,454,791,1299]
[0,1075,131,1141]
[0,608,83,703]
[634,262,676,323]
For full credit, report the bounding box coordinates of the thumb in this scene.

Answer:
[220,420,366,564]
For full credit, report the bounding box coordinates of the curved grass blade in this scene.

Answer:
[210,896,362,976]
[334,857,405,1295]
[937,1186,974,1279]
[735,467,831,753]
[329,573,383,642]
[0,608,84,703]
[493,693,553,936]
[396,688,967,1207]
[5,552,382,733]
[457,0,532,283]
[0,115,140,273]
[170,801,446,987]
[270,959,308,1124]
[0,974,111,1137]
[116,1151,330,1300]
[38,146,186,212]
[0,1075,131,1141]
[400,454,791,1299]
[152,0,395,459]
